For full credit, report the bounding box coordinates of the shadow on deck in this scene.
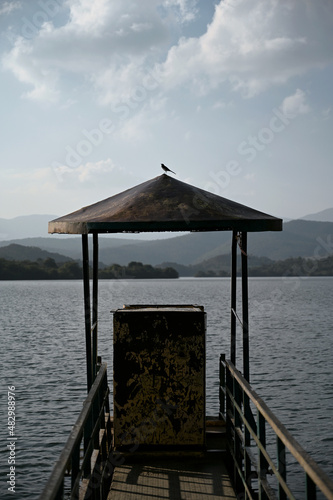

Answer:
[107,420,237,500]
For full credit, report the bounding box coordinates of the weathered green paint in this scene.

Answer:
[113,305,206,448]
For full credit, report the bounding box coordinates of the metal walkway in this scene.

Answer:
[107,420,236,500]
[107,453,236,500]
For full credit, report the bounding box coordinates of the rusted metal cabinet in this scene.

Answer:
[113,305,206,449]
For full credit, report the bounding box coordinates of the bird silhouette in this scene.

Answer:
[161,163,176,175]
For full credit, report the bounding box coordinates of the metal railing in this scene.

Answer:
[220,354,333,500]
[39,363,113,500]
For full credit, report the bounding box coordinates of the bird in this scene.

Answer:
[161,163,176,175]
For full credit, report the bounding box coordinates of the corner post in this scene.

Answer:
[230,230,237,365]
[92,232,99,378]
[241,231,249,382]
[82,234,92,392]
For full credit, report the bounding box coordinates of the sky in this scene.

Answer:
[0,0,332,222]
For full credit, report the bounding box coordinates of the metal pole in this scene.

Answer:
[82,234,92,392]
[231,230,237,365]
[92,232,99,379]
[241,231,249,382]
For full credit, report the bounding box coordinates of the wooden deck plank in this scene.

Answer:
[107,454,237,500]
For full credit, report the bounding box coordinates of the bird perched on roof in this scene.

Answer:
[161,163,176,175]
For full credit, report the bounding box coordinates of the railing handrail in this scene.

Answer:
[39,363,109,500]
[222,357,333,499]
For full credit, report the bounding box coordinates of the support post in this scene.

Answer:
[230,230,237,365]
[241,231,249,382]
[92,232,99,379]
[82,234,92,392]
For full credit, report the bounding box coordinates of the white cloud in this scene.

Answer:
[2,0,169,103]
[157,0,333,97]
[2,0,333,105]
[2,36,60,102]
[9,167,52,182]
[0,2,21,16]
[162,0,198,23]
[213,100,226,110]
[66,0,112,33]
[92,60,160,106]
[53,158,117,184]
[281,89,310,118]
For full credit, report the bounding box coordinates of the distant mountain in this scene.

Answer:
[300,207,333,222]
[1,207,332,242]
[0,235,140,260]
[0,214,57,240]
[0,232,229,265]
[0,244,75,264]
[246,220,333,260]
[1,219,333,265]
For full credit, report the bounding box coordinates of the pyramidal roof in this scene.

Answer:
[48,174,282,234]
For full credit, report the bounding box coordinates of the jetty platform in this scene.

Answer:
[108,455,236,500]
[107,419,237,500]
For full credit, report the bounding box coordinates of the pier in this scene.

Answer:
[107,451,236,500]
[40,175,333,499]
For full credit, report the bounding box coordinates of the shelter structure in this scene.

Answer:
[48,174,282,391]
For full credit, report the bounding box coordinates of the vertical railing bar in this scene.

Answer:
[243,391,252,497]
[55,480,64,500]
[71,442,80,496]
[234,377,242,428]
[306,472,317,500]
[220,353,226,418]
[83,407,93,478]
[277,436,287,500]
[258,411,269,500]
[100,381,106,431]
[93,383,100,450]
[244,394,251,447]
[225,357,233,467]
[234,376,243,493]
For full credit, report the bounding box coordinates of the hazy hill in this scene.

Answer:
[0,235,140,260]
[0,214,57,240]
[1,206,332,241]
[247,220,333,260]
[1,219,333,265]
[301,207,333,222]
[0,233,227,265]
[0,244,75,263]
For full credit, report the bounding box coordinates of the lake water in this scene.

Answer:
[0,277,332,499]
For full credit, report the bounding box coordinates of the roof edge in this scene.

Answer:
[48,218,282,234]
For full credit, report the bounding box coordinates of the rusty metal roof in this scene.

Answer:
[48,174,282,234]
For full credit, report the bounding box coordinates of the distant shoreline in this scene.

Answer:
[0,258,179,280]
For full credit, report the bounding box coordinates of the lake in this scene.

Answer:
[0,277,332,499]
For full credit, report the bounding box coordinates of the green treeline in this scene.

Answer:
[249,255,333,277]
[194,255,333,277]
[0,258,179,280]
[0,258,82,280]
[1,254,333,280]
[99,261,178,279]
